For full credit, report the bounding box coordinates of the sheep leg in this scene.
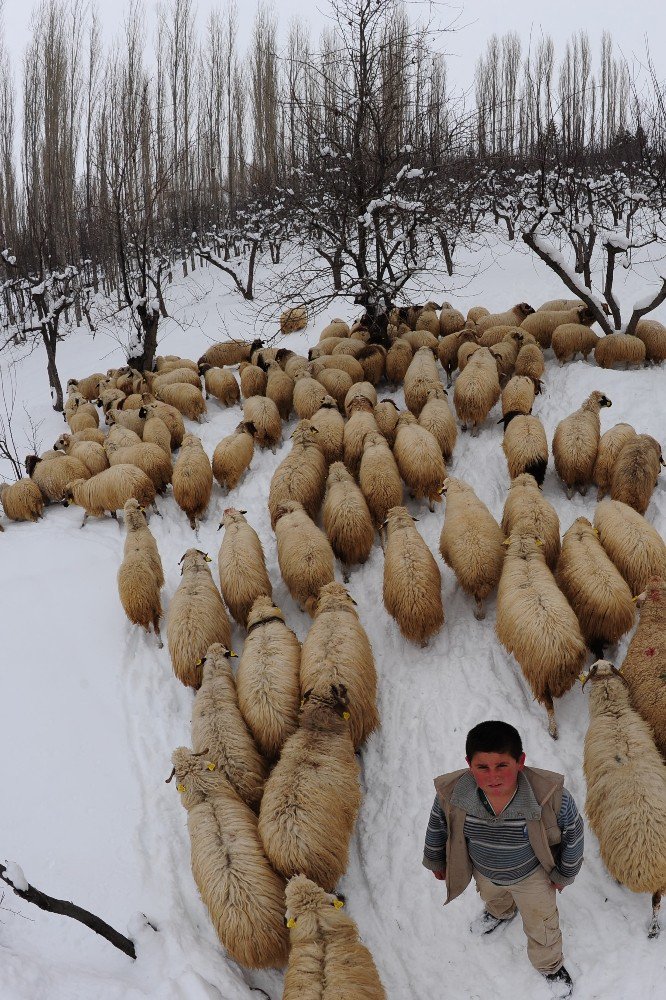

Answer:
[420,638,429,649]
[80,512,89,528]
[460,423,468,433]
[153,620,164,650]
[470,424,479,438]
[446,373,453,388]
[648,893,661,939]
[544,692,558,740]
[565,485,574,500]
[578,484,588,497]
[474,596,485,621]
[342,564,350,584]
[151,501,162,517]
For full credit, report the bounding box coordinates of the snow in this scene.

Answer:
[3,861,29,892]
[1,232,665,1000]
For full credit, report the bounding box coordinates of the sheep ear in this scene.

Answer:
[502,538,511,546]
[178,553,186,564]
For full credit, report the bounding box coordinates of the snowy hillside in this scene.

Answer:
[1,234,664,1000]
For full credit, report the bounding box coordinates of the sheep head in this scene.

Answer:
[313,581,358,616]
[348,395,374,414]
[326,462,354,488]
[515,302,535,319]
[284,874,345,928]
[273,499,305,524]
[168,747,226,809]
[218,507,248,530]
[247,595,285,630]
[317,394,338,410]
[178,548,213,575]
[62,480,86,506]
[503,532,545,561]
[123,498,149,530]
[299,683,351,734]
[585,391,612,412]
[290,419,319,446]
[198,643,238,684]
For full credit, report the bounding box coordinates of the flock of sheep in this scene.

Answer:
[1,295,666,990]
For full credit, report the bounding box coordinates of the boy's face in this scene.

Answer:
[466,751,526,796]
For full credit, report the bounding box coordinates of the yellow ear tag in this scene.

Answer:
[342,711,351,720]
[206,762,216,771]
[300,699,305,709]
[535,539,542,546]
[333,899,344,909]
[177,783,186,793]
[578,674,586,684]
[196,659,203,666]
[230,651,238,658]
[204,555,212,562]
[286,917,297,928]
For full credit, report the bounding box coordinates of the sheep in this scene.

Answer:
[300,582,378,750]
[155,355,199,373]
[0,478,44,523]
[217,508,272,627]
[501,374,539,417]
[477,325,522,349]
[404,347,442,416]
[438,328,478,387]
[198,364,240,406]
[501,474,561,572]
[438,478,504,620]
[635,318,666,364]
[453,346,501,435]
[242,395,282,452]
[25,453,91,503]
[257,684,361,891]
[197,338,261,369]
[169,747,288,968]
[292,372,326,420]
[401,328,439,353]
[592,424,638,503]
[383,505,444,646]
[310,363,353,411]
[236,596,301,761]
[145,367,202,391]
[172,433,213,529]
[283,874,386,1000]
[251,345,279,367]
[610,433,663,515]
[263,360,294,419]
[551,323,600,363]
[117,498,164,645]
[332,338,367,360]
[97,385,126,411]
[239,361,267,399]
[280,305,308,334]
[418,387,457,462]
[439,307,466,337]
[138,402,185,449]
[414,310,440,337]
[500,412,549,485]
[315,352,365,382]
[106,441,172,494]
[312,337,347,359]
[582,660,666,938]
[594,500,666,596]
[166,549,232,688]
[105,405,145,437]
[356,344,387,385]
[476,303,535,333]
[514,342,545,381]
[53,428,105,448]
[393,412,446,511]
[489,340,519,382]
[552,390,613,498]
[344,381,378,417]
[275,500,335,614]
[277,349,310,379]
[62,465,156,525]
[359,431,403,530]
[105,425,142,450]
[141,415,172,456]
[310,395,345,463]
[191,643,267,809]
[457,340,482,372]
[386,338,413,387]
[622,577,666,758]
[537,298,584,312]
[67,406,100,435]
[467,305,490,323]
[155,382,207,422]
[322,463,375,581]
[496,532,587,738]
[68,374,105,401]
[319,318,350,340]
[55,436,109,476]
[344,395,380,478]
[212,421,255,492]
[521,305,595,348]
[268,420,328,528]
[594,333,646,369]
[555,517,635,657]
[373,398,401,446]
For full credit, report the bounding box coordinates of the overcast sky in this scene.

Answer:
[1,0,663,93]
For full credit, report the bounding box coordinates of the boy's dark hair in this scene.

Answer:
[465,721,523,761]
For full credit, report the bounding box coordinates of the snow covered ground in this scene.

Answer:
[1,234,664,1000]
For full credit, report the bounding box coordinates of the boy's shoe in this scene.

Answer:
[469,908,517,935]
[544,966,573,998]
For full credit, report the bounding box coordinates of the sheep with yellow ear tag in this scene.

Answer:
[217,507,272,627]
[166,549,231,688]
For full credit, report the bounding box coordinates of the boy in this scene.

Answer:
[422,721,583,998]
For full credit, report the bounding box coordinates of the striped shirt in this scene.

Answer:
[423,782,584,886]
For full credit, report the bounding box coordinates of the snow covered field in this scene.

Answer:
[1,235,664,1000]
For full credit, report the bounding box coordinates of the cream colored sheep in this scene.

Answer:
[489,339,519,382]
[582,661,666,938]
[104,425,142,450]
[145,367,202,391]
[0,478,44,522]
[53,427,105,448]
[344,381,378,417]
[514,342,545,381]
[25,453,91,503]
[309,396,344,463]
[141,415,172,456]
[275,500,335,614]
[319,318,350,340]
[293,372,327,420]
[594,499,666,595]
[386,338,413,386]
[332,338,367,359]
[537,298,584,312]
[356,344,386,385]
[239,361,267,399]
[414,310,440,337]
[117,498,164,645]
[439,307,466,337]
[138,402,185,449]
[496,532,587,738]
[610,434,663,514]
[55,435,109,476]
[237,596,301,761]
[68,373,105,401]
[170,747,288,968]
[280,305,308,334]
[315,352,365,382]
[263,360,294,419]
[467,305,490,323]
[283,875,386,1000]
[62,465,156,524]
[477,325,522,348]
[310,337,346,359]
[404,347,442,416]
[212,421,255,492]
[501,474,561,571]
[438,328,478,387]
[217,508,272,627]
[166,548,232,688]
[198,364,240,406]
[457,340,482,372]
[418,387,457,462]
[373,398,401,446]
[521,305,595,348]
[257,685,361,891]
[593,423,637,500]
[197,338,261,369]
[393,412,446,511]
[155,355,199,373]
[476,303,534,333]
[268,420,328,528]
[172,434,213,529]
[622,577,666,758]
[191,644,267,809]
[439,478,504,620]
[106,441,172,494]
[556,517,635,657]
[277,349,310,378]
[359,431,403,530]
[635,319,666,364]
[322,463,375,581]
[500,412,549,485]
[97,385,127,411]
[402,328,438,354]
[242,395,282,452]
[594,333,646,369]
[343,396,379,478]
[383,505,444,646]
[453,346,501,435]
[501,375,539,417]
[552,390,613,497]
[155,382,207,421]
[551,323,599,363]
[105,406,145,437]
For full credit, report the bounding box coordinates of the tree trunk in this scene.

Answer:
[43,328,64,411]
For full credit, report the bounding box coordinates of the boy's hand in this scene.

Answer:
[432,870,446,881]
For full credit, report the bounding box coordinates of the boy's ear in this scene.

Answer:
[517,752,526,770]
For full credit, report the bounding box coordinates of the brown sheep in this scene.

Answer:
[117,499,164,645]
[393,412,446,511]
[239,361,268,399]
[439,307,466,337]
[476,303,535,333]
[173,434,213,529]
[212,421,255,491]
[274,501,335,614]
[263,360,294,419]
[514,342,545,381]
[500,412,549,485]
[359,431,403,529]
[521,305,595,348]
[453,347,501,435]
[593,423,638,500]
[155,382,207,422]
[635,319,666,364]
[25,453,91,503]
[217,508,272,627]
[610,434,663,514]
[622,577,666,758]
[197,338,261,369]
[198,364,240,406]
[343,396,380,478]
[552,323,600,363]
[310,396,345,463]
[383,505,444,646]
[0,478,45,523]
[501,375,539,417]
[594,333,646,369]
[386,338,413,386]
[438,328,478,387]
[501,473,561,571]
[373,398,401,446]
[552,390,613,498]
[242,396,282,452]
[166,549,232,688]
[322,463,375,580]
[268,420,328,528]
[594,500,666,596]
